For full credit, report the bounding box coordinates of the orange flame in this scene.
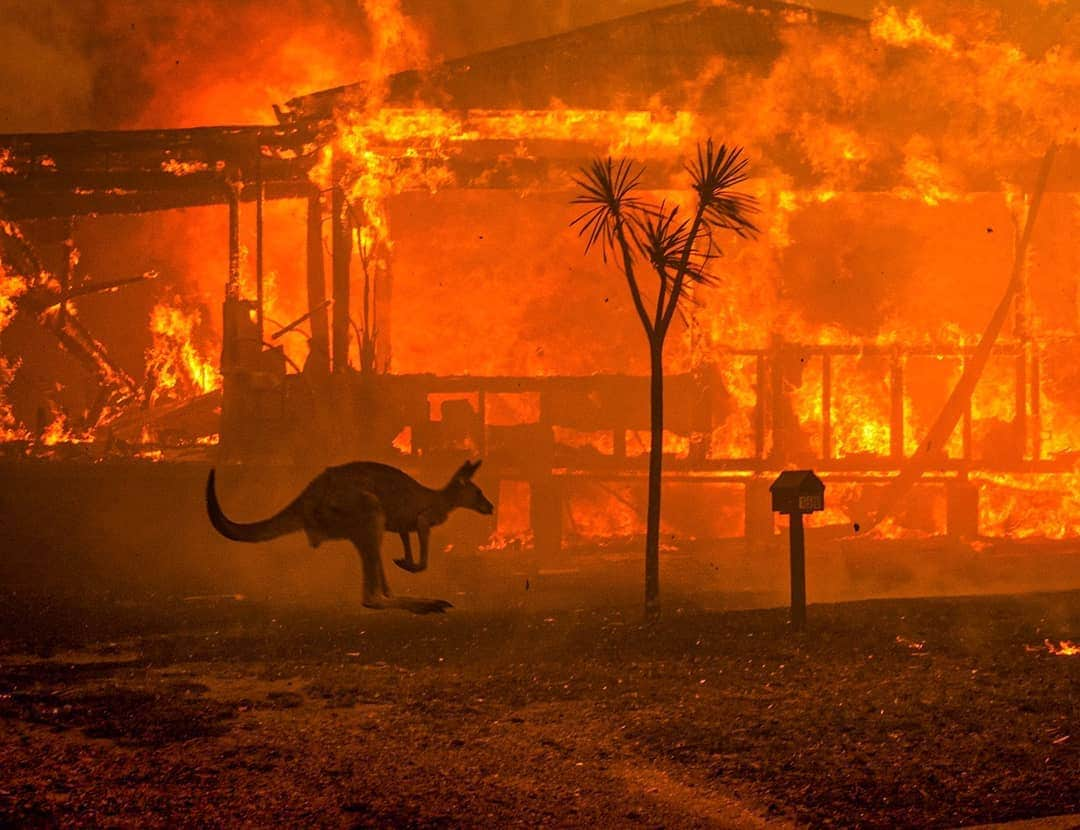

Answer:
[871,7,957,52]
[145,297,221,405]
[39,407,91,447]
[1042,639,1079,656]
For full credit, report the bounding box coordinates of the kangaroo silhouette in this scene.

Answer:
[206,459,493,614]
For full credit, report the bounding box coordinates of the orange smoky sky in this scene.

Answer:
[1,0,1074,133]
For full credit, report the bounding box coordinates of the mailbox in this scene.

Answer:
[770,470,825,515]
[769,470,825,633]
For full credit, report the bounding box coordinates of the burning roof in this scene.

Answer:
[2,0,1076,229]
[276,0,1078,192]
[278,0,864,118]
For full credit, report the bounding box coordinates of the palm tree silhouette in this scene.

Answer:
[572,140,758,618]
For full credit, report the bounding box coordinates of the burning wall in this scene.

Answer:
[2,0,1079,543]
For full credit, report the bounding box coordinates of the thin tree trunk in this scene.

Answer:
[645,337,664,618]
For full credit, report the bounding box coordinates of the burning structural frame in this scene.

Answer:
[1,0,1077,548]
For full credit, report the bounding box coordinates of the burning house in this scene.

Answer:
[0,4,1078,826]
[1,0,1079,560]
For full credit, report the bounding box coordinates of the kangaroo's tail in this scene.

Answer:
[206,469,304,543]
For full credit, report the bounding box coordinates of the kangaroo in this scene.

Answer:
[205,459,494,614]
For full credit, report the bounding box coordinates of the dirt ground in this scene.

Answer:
[0,584,1077,829]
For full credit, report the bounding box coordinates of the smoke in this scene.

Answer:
[0,0,663,134]
[0,0,373,131]
[3,0,1072,133]
[0,0,98,131]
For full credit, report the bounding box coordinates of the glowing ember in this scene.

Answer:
[391,426,412,455]
[0,272,26,331]
[160,159,211,176]
[39,408,91,447]
[0,357,27,443]
[1044,639,1079,656]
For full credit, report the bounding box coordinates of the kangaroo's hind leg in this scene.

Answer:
[350,505,451,614]
[350,502,388,610]
[375,550,453,615]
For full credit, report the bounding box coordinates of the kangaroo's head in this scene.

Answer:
[445,459,494,515]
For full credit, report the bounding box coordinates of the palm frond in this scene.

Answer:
[631,201,717,290]
[570,157,647,261]
[688,140,760,239]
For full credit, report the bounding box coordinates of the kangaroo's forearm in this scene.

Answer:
[419,527,430,570]
[399,532,414,564]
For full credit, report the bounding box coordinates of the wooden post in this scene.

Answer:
[255,160,265,345]
[530,390,562,559]
[822,354,832,460]
[305,190,330,374]
[376,236,393,373]
[614,425,626,459]
[227,183,241,299]
[689,361,713,463]
[744,478,774,545]
[962,358,973,462]
[771,471,821,632]
[770,336,786,463]
[477,389,487,457]
[331,166,351,373]
[1031,346,1041,461]
[1016,206,1031,458]
[754,354,767,460]
[59,218,75,327]
[789,512,806,631]
[1015,351,1027,459]
[890,351,904,460]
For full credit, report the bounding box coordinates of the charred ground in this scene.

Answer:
[0,587,1076,828]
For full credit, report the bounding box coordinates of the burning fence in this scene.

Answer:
[0,0,1078,547]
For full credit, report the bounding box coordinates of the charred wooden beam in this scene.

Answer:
[271,298,333,341]
[755,355,767,460]
[0,123,319,220]
[227,183,241,298]
[1031,347,1042,461]
[40,307,139,412]
[305,191,331,373]
[1015,350,1027,459]
[331,154,352,373]
[0,177,315,221]
[821,354,832,460]
[104,389,221,442]
[255,163,265,343]
[890,351,904,461]
[0,124,319,167]
[1,222,142,421]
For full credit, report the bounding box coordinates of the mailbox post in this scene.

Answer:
[769,470,825,631]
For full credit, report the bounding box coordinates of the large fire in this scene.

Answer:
[1,0,1078,544]
[146,297,221,405]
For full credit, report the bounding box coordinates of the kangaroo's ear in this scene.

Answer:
[455,459,482,481]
